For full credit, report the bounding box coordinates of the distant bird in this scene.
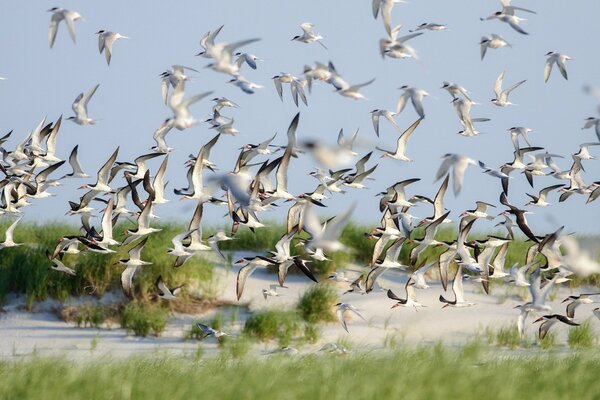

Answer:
[376,118,422,161]
[48,7,82,48]
[370,109,399,137]
[46,251,76,276]
[439,265,475,307]
[533,314,579,340]
[118,237,151,299]
[336,78,375,100]
[480,34,510,60]
[435,154,477,196]
[410,23,447,32]
[562,293,600,318]
[263,284,285,300]
[491,71,526,107]
[582,117,600,141]
[544,52,571,83]
[0,216,23,249]
[291,23,327,49]
[68,84,100,125]
[95,30,130,65]
[387,279,424,309]
[396,86,428,119]
[155,275,184,300]
[196,323,228,339]
[335,302,366,333]
[525,184,564,206]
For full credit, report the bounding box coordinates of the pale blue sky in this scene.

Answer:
[0,1,599,234]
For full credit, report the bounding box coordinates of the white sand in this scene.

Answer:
[1,258,598,360]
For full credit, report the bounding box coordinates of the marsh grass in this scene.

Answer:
[296,284,338,323]
[486,324,521,349]
[5,348,600,399]
[120,302,168,337]
[243,309,302,346]
[1,220,599,309]
[568,319,596,349]
[0,221,215,308]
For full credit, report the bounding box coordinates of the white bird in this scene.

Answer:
[442,81,473,101]
[228,76,263,94]
[336,78,375,100]
[196,323,228,339]
[335,302,366,333]
[118,237,151,299]
[48,7,82,48]
[370,109,399,137]
[509,262,534,287]
[491,71,526,107]
[262,284,284,300]
[46,252,76,276]
[574,142,600,160]
[95,30,130,65]
[168,85,213,130]
[410,23,447,32]
[156,275,184,300]
[396,86,428,119]
[435,154,477,196]
[544,52,571,83]
[376,118,422,161]
[387,279,425,309]
[439,265,475,307]
[382,31,423,60]
[582,117,600,141]
[68,84,100,125]
[0,216,23,249]
[480,34,511,60]
[372,0,405,35]
[411,261,435,289]
[291,22,327,49]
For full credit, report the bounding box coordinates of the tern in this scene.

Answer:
[372,0,405,35]
[491,71,526,107]
[48,7,82,48]
[480,34,510,60]
[435,154,477,196]
[336,78,375,100]
[118,237,151,299]
[439,265,475,307]
[370,109,399,137]
[525,184,564,206]
[46,251,76,276]
[335,302,366,333]
[196,323,228,339]
[155,275,184,300]
[0,216,23,249]
[376,118,422,161]
[410,23,447,32]
[544,52,571,83]
[396,86,428,119]
[582,117,600,141]
[95,30,130,65]
[263,284,284,300]
[292,23,327,49]
[442,82,473,102]
[228,76,263,94]
[68,84,100,125]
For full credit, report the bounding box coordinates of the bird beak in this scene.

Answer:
[391,303,400,309]
[533,317,544,324]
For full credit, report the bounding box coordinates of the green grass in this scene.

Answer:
[1,220,598,308]
[296,284,338,324]
[120,302,168,337]
[485,324,522,349]
[568,320,596,349]
[0,221,215,308]
[243,309,303,346]
[3,348,600,399]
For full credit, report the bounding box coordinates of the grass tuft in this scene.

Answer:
[568,320,596,349]
[120,302,168,337]
[296,284,338,324]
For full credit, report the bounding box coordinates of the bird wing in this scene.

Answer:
[544,58,554,83]
[494,71,505,98]
[236,263,257,300]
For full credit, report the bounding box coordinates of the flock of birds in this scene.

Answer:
[1,2,600,345]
